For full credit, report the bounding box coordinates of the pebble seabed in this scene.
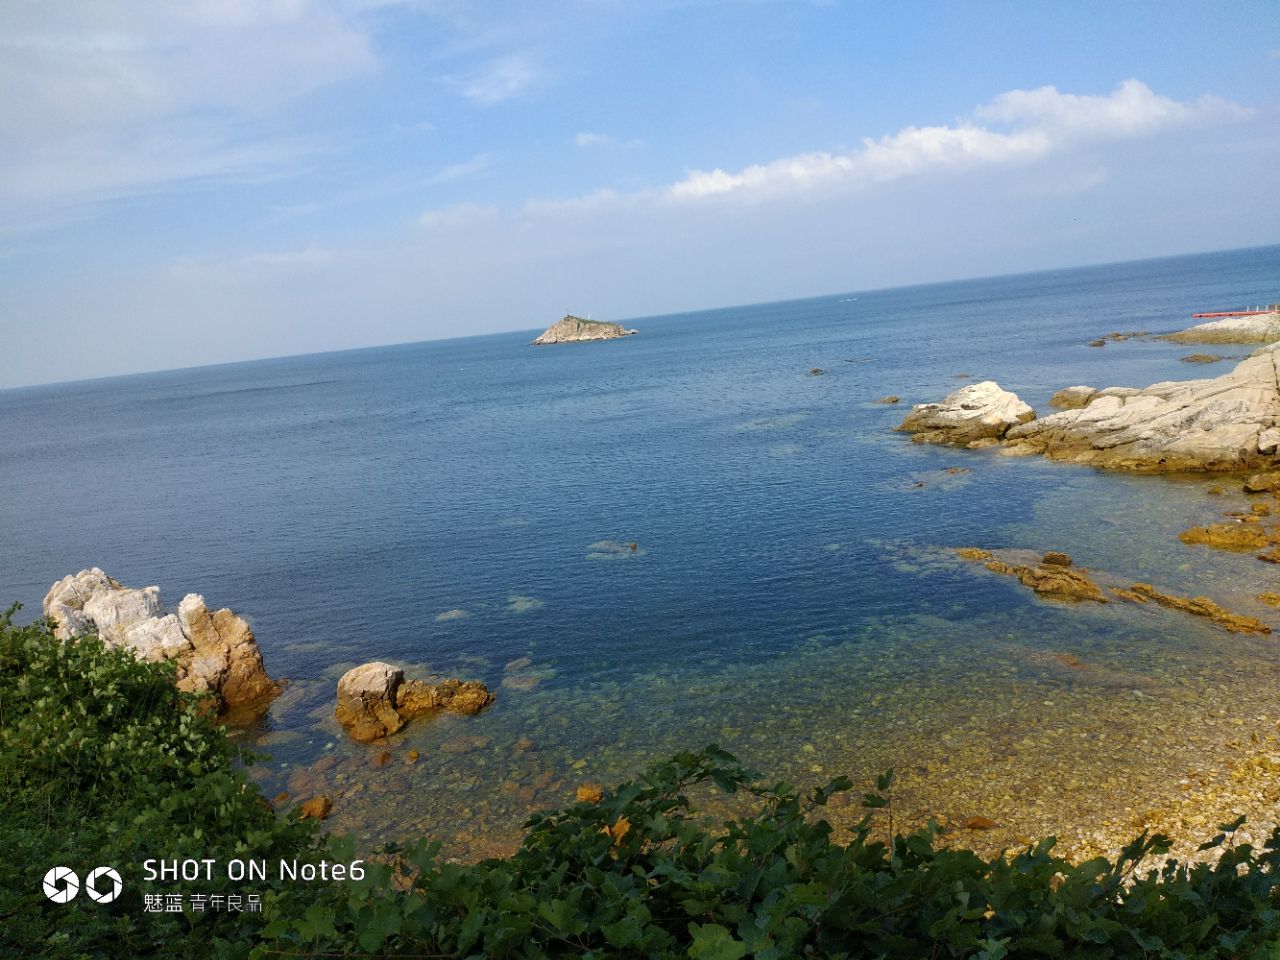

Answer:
[240,474,1280,870]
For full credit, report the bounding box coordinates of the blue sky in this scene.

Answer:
[2,0,1278,388]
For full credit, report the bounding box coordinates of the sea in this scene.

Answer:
[3,243,1280,858]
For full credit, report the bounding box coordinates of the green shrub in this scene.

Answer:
[0,606,319,959]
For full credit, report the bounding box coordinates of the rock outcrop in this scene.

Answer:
[954,549,1107,603]
[532,315,637,345]
[897,381,1035,447]
[43,568,279,714]
[1003,346,1280,472]
[1164,311,1280,345]
[334,661,494,742]
[955,548,1271,634]
[1048,386,1097,410]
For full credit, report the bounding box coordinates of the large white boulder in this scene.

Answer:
[897,381,1036,447]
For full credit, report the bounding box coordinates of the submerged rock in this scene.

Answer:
[43,568,279,715]
[1003,346,1280,472]
[299,796,333,820]
[956,548,1270,634]
[531,315,637,345]
[1164,311,1280,345]
[1244,473,1280,493]
[1124,583,1270,635]
[1179,522,1278,552]
[335,662,494,742]
[897,381,1035,447]
[576,783,604,804]
[955,548,1106,602]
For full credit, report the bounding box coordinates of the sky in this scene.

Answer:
[1,0,1278,389]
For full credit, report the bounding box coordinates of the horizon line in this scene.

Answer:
[4,240,1276,394]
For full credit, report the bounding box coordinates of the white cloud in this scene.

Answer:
[451,54,542,105]
[573,131,643,148]
[418,201,501,229]
[665,79,1250,203]
[0,1,375,227]
[426,152,496,184]
[974,78,1250,137]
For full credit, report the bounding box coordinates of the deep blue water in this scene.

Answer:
[4,244,1280,853]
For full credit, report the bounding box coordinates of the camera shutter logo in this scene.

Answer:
[85,867,123,904]
[42,867,79,903]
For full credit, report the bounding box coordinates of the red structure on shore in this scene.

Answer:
[1192,305,1280,318]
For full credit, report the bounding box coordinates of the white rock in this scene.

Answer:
[1166,312,1280,345]
[897,381,1036,446]
[1005,345,1280,471]
[120,614,192,662]
[42,569,278,714]
[82,586,162,643]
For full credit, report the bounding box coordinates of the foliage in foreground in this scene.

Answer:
[5,606,1280,958]
[262,752,1280,960]
[0,605,320,958]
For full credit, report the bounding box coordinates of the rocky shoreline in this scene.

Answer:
[899,344,1280,473]
[892,313,1280,867]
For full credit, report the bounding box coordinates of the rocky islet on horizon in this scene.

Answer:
[531,314,638,345]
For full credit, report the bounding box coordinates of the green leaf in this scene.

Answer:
[687,923,749,960]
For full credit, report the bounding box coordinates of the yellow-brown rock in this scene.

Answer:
[334,662,406,742]
[958,548,1270,634]
[299,796,333,820]
[179,596,280,710]
[1244,473,1280,493]
[336,663,494,741]
[956,549,1107,603]
[576,783,604,804]
[1179,523,1279,552]
[397,678,495,719]
[1127,583,1270,635]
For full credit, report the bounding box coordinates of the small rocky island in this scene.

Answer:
[532,314,637,345]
